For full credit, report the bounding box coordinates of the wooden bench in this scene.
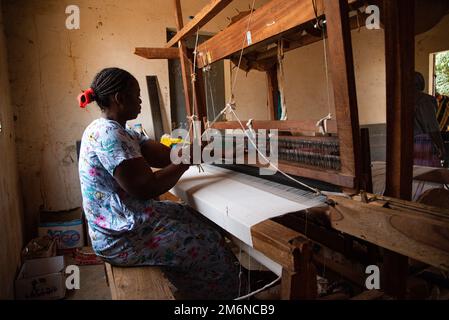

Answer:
[103,193,181,300]
[104,263,175,300]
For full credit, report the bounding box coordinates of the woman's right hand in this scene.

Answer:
[171,142,205,166]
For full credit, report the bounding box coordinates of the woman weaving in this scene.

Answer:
[77,67,239,299]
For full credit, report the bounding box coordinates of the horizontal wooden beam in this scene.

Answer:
[197,0,314,67]
[210,120,338,133]
[328,195,449,271]
[134,47,179,60]
[251,220,301,270]
[196,0,358,67]
[254,12,371,62]
[165,0,233,48]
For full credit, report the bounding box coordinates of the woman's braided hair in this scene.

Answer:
[79,67,135,109]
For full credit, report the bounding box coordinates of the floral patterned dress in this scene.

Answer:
[78,118,240,299]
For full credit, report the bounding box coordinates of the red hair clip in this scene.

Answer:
[78,88,95,108]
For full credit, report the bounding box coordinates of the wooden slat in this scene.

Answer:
[173,0,193,117]
[266,64,279,120]
[414,168,449,185]
[196,0,317,68]
[383,0,415,299]
[251,220,317,299]
[328,196,449,272]
[146,76,164,142]
[353,192,449,219]
[324,0,361,185]
[166,0,233,48]
[251,219,304,270]
[196,0,358,68]
[105,263,174,300]
[281,239,317,300]
[254,12,371,62]
[134,47,179,60]
[173,0,183,30]
[210,119,338,133]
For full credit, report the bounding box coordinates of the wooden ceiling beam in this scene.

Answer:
[254,12,370,63]
[134,47,179,60]
[196,0,359,68]
[165,0,233,48]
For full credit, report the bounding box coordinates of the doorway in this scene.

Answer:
[167,30,225,131]
[430,50,449,164]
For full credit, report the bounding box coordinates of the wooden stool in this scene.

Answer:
[104,263,175,300]
[103,192,180,300]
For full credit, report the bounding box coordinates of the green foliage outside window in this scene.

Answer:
[435,51,449,96]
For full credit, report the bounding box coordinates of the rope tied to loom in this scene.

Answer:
[225,100,236,113]
[186,114,198,122]
[316,113,333,135]
[190,72,197,83]
[277,40,288,120]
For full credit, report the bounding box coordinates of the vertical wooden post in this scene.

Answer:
[194,65,208,133]
[324,0,361,188]
[383,0,415,299]
[280,239,317,300]
[173,0,193,118]
[266,64,279,120]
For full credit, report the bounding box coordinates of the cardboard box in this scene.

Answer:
[74,247,103,266]
[39,208,85,249]
[22,236,56,261]
[15,256,66,300]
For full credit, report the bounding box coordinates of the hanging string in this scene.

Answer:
[229,107,322,195]
[312,0,320,29]
[312,0,332,119]
[194,97,324,195]
[277,40,288,120]
[322,19,332,116]
[247,247,251,297]
[204,65,217,120]
[229,0,257,102]
[235,275,281,300]
[190,27,201,145]
[238,246,243,297]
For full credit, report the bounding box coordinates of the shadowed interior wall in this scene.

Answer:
[0,0,24,299]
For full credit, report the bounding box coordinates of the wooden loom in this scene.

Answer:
[136,0,449,299]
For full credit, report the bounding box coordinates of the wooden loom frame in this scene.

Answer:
[136,0,449,300]
[137,0,365,190]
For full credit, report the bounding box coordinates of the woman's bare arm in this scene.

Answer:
[140,140,172,168]
[113,157,189,200]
